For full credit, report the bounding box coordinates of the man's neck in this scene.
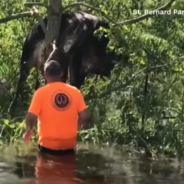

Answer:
[47,80,61,84]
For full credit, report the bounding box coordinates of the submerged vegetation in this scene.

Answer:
[1,0,184,157]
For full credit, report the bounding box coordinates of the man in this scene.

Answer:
[23,60,91,155]
[23,153,77,184]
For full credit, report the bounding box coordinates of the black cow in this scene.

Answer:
[8,11,127,113]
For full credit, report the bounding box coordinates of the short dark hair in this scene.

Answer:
[44,60,62,76]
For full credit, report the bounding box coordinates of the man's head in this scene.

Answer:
[44,60,62,83]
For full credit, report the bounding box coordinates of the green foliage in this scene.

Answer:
[1,0,184,157]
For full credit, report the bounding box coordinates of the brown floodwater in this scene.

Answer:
[0,143,183,184]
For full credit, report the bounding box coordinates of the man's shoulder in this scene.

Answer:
[65,84,80,92]
[35,85,47,94]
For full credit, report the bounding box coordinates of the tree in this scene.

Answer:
[1,0,184,157]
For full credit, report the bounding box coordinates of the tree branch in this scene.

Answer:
[64,0,176,26]
[0,2,48,25]
[24,2,47,8]
[0,12,31,24]
[30,6,46,35]
[119,0,176,25]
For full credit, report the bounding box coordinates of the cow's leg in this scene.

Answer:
[76,73,86,89]
[61,69,68,83]
[69,65,86,89]
[35,69,40,90]
[69,55,86,88]
[8,65,30,114]
[70,73,86,89]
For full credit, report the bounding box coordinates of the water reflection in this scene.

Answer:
[25,153,77,184]
[13,147,117,184]
[0,144,184,184]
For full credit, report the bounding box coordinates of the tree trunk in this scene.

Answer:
[45,0,62,47]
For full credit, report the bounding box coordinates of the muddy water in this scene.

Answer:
[0,144,183,184]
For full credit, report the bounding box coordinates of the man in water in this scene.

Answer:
[23,60,91,155]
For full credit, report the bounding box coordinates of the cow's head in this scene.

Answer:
[80,34,115,77]
[81,48,129,76]
[80,48,114,76]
